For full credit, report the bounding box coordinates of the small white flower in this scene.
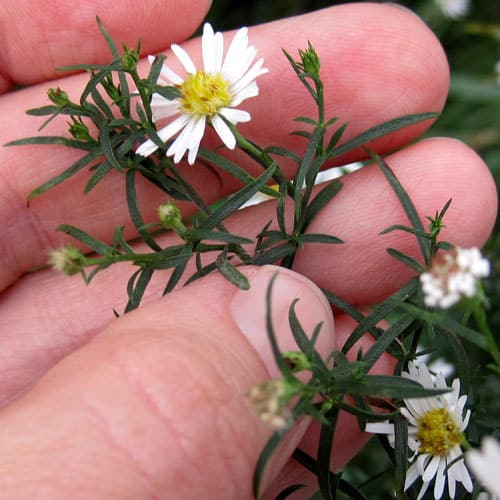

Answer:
[466,437,500,497]
[420,247,490,309]
[366,361,473,499]
[136,23,268,165]
[434,0,470,19]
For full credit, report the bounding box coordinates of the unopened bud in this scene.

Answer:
[121,48,140,71]
[299,42,321,77]
[158,202,184,232]
[47,87,70,107]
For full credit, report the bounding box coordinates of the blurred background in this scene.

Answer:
[206,1,499,497]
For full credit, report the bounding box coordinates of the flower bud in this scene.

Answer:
[48,245,86,276]
[158,202,184,231]
[299,42,321,77]
[121,48,140,71]
[47,87,70,107]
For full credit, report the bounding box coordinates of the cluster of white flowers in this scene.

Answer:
[247,379,289,430]
[434,0,470,19]
[420,247,490,309]
[136,23,267,165]
[466,437,500,498]
[366,361,472,499]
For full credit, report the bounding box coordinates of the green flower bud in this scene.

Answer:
[47,87,70,107]
[121,48,140,71]
[299,42,321,77]
[68,117,92,142]
[158,202,184,232]
[282,351,312,372]
[49,245,86,276]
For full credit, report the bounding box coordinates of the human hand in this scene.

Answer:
[0,1,497,498]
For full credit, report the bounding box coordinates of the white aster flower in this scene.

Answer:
[434,0,470,19]
[466,437,500,497]
[366,361,473,499]
[136,23,268,165]
[420,246,490,309]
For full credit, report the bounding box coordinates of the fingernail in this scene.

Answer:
[230,266,334,378]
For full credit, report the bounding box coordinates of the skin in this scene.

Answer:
[0,1,497,498]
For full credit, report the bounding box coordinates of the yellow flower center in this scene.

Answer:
[417,408,463,456]
[179,71,231,117]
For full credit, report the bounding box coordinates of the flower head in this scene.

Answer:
[434,0,470,19]
[248,379,289,430]
[466,437,500,497]
[136,23,268,165]
[366,361,473,499]
[420,247,490,309]
[49,245,86,276]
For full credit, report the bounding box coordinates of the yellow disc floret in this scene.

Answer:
[417,408,463,456]
[179,71,231,117]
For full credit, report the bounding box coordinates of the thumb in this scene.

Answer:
[0,265,334,499]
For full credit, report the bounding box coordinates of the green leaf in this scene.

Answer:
[5,135,94,151]
[200,164,277,230]
[394,413,408,495]
[341,278,419,354]
[386,248,425,272]
[126,170,161,251]
[264,146,302,164]
[125,266,154,312]
[303,179,343,229]
[369,150,430,261]
[275,484,305,500]
[401,304,489,351]
[28,147,103,202]
[57,224,115,255]
[187,228,252,245]
[326,122,348,152]
[84,160,114,193]
[252,242,296,265]
[338,375,448,398]
[328,112,438,159]
[215,253,250,290]
[299,233,343,245]
[288,299,329,375]
[317,409,340,500]
[362,314,415,370]
[162,260,188,295]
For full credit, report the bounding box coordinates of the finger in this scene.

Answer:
[0,138,496,409]
[0,266,340,498]
[0,0,212,92]
[0,4,449,288]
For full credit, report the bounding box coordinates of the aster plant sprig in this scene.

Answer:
[5,16,498,500]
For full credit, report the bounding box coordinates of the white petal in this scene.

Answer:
[231,81,259,107]
[231,58,268,95]
[404,462,421,491]
[167,118,197,163]
[433,458,446,500]
[150,95,180,122]
[219,107,251,124]
[158,62,184,85]
[202,23,216,73]
[364,422,395,435]
[213,31,224,72]
[157,114,190,143]
[222,27,249,74]
[135,139,159,157]
[211,115,236,149]
[416,481,431,500]
[422,455,440,483]
[171,43,197,74]
[186,117,206,165]
[224,46,257,83]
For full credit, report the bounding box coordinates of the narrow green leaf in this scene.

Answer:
[402,304,489,351]
[25,105,87,117]
[126,169,161,251]
[84,161,113,193]
[275,484,305,500]
[57,224,114,255]
[215,253,250,290]
[91,87,114,120]
[162,260,189,295]
[338,374,448,398]
[188,228,252,245]
[5,136,94,151]
[362,315,415,370]
[386,248,425,272]
[252,242,296,265]
[125,266,154,312]
[317,409,339,500]
[342,278,419,354]
[303,179,343,229]
[299,233,343,245]
[326,122,349,152]
[98,119,123,171]
[370,150,430,261]
[288,299,328,374]
[328,112,438,159]
[264,146,302,164]
[200,164,277,230]
[394,413,408,495]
